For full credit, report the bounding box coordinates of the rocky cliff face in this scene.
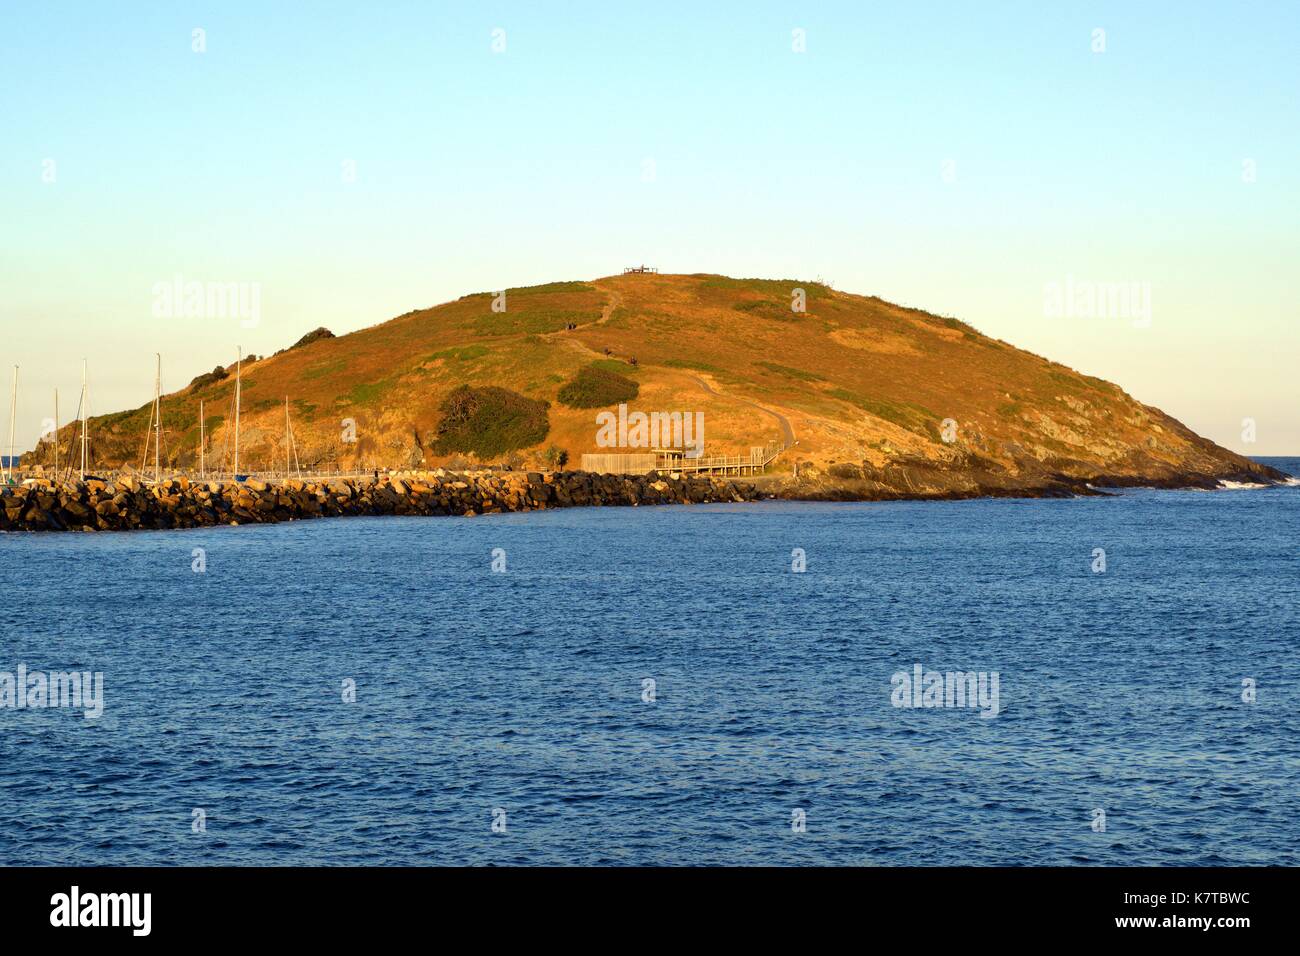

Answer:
[22,273,1284,498]
[764,447,1282,501]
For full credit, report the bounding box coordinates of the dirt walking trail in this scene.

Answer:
[552,287,798,447]
[685,375,796,446]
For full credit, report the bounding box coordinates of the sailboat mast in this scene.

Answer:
[233,347,242,478]
[153,353,162,483]
[6,366,17,482]
[199,399,205,479]
[80,359,88,479]
[284,396,290,477]
[53,389,59,476]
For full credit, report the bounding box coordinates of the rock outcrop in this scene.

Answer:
[767,449,1287,501]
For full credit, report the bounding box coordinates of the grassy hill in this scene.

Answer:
[31,272,1278,494]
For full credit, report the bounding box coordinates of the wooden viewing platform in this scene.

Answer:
[622,264,659,274]
[581,440,787,477]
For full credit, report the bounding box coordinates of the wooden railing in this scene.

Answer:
[655,440,787,475]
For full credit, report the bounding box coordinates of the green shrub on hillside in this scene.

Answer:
[289,327,335,350]
[189,366,229,390]
[432,385,550,458]
[557,364,640,408]
[543,445,569,469]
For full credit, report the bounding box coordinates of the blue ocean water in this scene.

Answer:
[1,459,1297,866]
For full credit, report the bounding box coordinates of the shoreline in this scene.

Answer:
[752,456,1293,503]
[1,464,1295,533]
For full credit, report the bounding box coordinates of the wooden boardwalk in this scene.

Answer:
[662,440,787,476]
[581,440,788,476]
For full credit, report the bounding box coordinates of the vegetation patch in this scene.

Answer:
[188,366,229,390]
[557,363,640,408]
[289,327,335,350]
[433,385,550,458]
[348,379,395,406]
[542,445,569,469]
[473,309,599,336]
[697,275,831,298]
[429,344,489,362]
[732,299,802,322]
[1047,369,1091,393]
[830,388,939,438]
[698,276,830,320]
[663,358,722,373]
[508,281,596,296]
[587,358,638,374]
[757,361,823,382]
[98,404,153,431]
[303,358,347,381]
[929,315,974,334]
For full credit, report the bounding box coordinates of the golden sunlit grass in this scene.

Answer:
[61,272,1248,478]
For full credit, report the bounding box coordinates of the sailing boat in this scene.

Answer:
[52,388,58,477]
[198,399,206,480]
[78,359,90,480]
[139,353,164,484]
[210,349,245,481]
[4,365,16,484]
[283,396,302,479]
[224,348,246,481]
[233,347,246,481]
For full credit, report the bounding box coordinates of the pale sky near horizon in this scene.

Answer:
[2,1,1297,453]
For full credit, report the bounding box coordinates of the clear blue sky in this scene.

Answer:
[2,1,1297,452]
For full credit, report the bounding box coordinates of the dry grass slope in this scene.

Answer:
[33,273,1278,494]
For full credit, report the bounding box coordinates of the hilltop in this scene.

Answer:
[28,272,1281,499]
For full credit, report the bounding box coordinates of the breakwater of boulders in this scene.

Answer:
[0,470,763,533]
